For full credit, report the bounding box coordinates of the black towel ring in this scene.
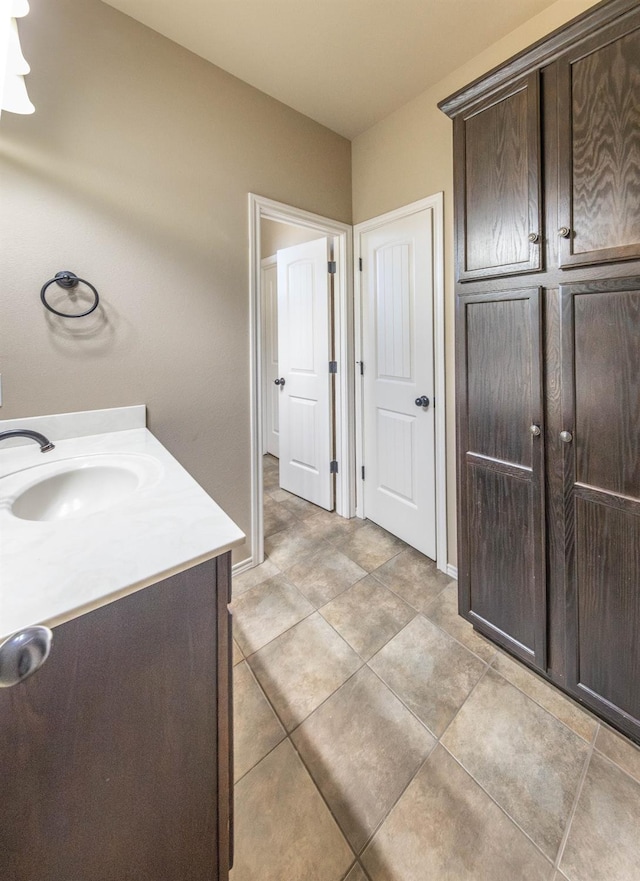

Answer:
[40,271,100,318]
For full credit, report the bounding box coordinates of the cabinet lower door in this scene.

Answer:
[457,288,546,669]
[562,278,640,738]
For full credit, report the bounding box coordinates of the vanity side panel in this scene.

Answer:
[0,559,222,881]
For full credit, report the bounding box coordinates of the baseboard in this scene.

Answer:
[446,564,458,580]
[232,556,254,577]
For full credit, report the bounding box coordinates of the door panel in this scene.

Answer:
[468,464,536,652]
[563,279,640,736]
[558,15,640,267]
[361,208,436,558]
[277,238,333,511]
[261,261,279,457]
[455,72,542,281]
[458,288,546,669]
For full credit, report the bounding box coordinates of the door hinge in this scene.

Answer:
[328,261,337,274]
[330,460,339,474]
[361,465,365,480]
[359,257,363,271]
[329,360,338,374]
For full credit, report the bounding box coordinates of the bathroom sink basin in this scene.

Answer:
[1,453,163,522]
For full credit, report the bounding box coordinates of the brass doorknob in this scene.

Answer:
[560,430,573,443]
[530,424,541,437]
[558,227,571,238]
[528,232,540,244]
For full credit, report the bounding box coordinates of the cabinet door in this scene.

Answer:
[0,559,227,881]
[454,72,542,282]
[457,288,546,669]
[557,12,640,268]
[561,278,640,740]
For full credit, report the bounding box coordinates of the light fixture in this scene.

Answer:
[0,0,34,118]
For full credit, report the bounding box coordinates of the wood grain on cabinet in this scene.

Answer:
[0,554,233,881]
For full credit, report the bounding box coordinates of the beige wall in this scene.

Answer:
[352,0,600,567]
[260,219,323,260]
[0,0,351,563]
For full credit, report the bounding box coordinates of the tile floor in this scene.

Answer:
[230,455,640,881]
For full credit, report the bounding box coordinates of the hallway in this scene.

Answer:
[230,456,640,881]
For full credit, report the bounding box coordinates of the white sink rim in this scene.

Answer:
[0,452,164,522]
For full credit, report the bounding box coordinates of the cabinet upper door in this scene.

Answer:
[454,72,542,282]
[557,12,640,268]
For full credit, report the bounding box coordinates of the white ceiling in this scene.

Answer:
[102,0,559,139]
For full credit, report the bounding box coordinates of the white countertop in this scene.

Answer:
[0,421,244,640]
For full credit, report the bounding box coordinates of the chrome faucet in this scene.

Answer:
[0,430,55,453]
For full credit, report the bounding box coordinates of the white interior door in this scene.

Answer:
[277,237,333,510]
[261,259,279,457]
[360,208,436,558]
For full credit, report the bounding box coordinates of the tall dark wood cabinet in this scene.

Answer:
[441,0,640,744]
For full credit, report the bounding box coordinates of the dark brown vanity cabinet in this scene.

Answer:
[0,554,233,881]
[442,0,640,744]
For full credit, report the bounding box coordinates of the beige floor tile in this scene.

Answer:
[442,668,589,859]
[361,746,553,881]
[370,616,486,736]
[303,510,366,544]
[291,666,435,853]
[231,739,353,881]
[264,522,328,570]
[263,454,279,472]
[232,558,280,597]
[320,575,416,660]
[232,640,244,666]
[372,548,452,613]
[560,752,640,881]
[422,582,497,662]
[263,468,280,491]
[285,544,367,608]
[232,575,313,656]
[492,651,597,743]
[335,522,405,572]
[595,724,640,782]
[272,490,322,520]
[233,661,285,781]
[264,497,298,537]
[248,613,362,731]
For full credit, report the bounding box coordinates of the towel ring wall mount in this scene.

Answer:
[40,271,100,318]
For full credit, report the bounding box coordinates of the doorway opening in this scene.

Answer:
[247,194,354,571]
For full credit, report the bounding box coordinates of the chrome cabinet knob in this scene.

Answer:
[415,396,430,408]
[528,232,540,244]
[274,377,285,387]
[558,227,571,238]
[530,424,541,437]
[560,430,573,443]
[0,626,53,687]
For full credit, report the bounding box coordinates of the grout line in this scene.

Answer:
[439,741,556,869]
[553,723,598,871]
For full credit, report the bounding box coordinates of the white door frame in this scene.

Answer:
[354,193,448,573]
[248,193,355,571]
